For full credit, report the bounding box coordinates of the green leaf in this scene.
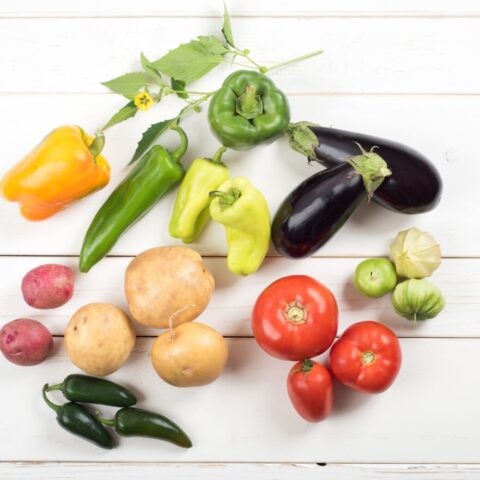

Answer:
[222,2,235,47]
[286,122,320,158]
[197,35,229,55]
[130,118,176,164]
[153,36,228,85]
[140,52,165,85]
[102,101,137,130]
[102,72,150,99]
[171,78,188,99]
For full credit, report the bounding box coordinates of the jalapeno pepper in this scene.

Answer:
[42,384,113,449]
[79,126,188,272]
[208,70,290,150]
[169,146,229,243]
[46,374,137,407]
[209,177,271,275]
[98,407,192,448]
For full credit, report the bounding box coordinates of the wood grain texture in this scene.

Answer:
[0,256,474,337]
[0,94,475,257]
[1,0,479,18]
[1,2,479,473]
[2,463,480,480]
[0,17,479,94]
[1,337,480,462]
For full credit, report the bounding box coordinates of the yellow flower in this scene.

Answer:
[134,92,154,111]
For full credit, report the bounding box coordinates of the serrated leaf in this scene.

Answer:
[197,35,229,55]
[102,72,150,99]
[130,118,176,164]
[153,36,228,85]
[171,78,188,99]
[102,101,137,130]
[286,122,320,158]
[140,52,165,85]
[222,2,235,47]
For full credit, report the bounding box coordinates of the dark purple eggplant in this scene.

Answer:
[272,149,391,258]
[308,126,442,214]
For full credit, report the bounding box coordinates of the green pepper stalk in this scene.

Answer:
[97,407,192,448]
[42,384,114,449]
[79,126,188,272]
[46,374,137,407]
[169,146,229,243]
[208,70,290,150]
[209,176,271,276]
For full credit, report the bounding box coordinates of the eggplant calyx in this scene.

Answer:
[285,121,319,158]
[347,144,391,198]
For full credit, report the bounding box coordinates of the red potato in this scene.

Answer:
[21,264,74,309]
[0,318,53,366]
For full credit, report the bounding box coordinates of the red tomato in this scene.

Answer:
[287,359,333,422]
[252,275,338,360]
[329,321,401,394]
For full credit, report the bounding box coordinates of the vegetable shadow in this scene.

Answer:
[331,380,370,417]
[348,200,411,233]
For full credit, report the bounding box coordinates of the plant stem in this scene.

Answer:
[42,384,61,414]
[263,49,324,73]
[96,413,115,427]
[222,58,256,69]
[231,46,263,70]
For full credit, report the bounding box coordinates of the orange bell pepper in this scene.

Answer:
[0,125,110,221]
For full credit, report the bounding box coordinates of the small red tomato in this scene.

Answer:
[329,321,402,394]
[287,359,333,422]
[252,275,338,361]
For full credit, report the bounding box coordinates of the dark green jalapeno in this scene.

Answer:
[47,374,137,407]
[42,384,114,449]
[98,407,192,448]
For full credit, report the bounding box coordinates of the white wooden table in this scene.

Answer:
[1,1,479,478]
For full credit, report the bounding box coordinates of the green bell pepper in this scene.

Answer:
[79,126,188,272]
[208,70,290,150]
[209,177,271,275]
[169,146,229,243]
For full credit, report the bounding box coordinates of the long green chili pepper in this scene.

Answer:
[46,374,137,407]
[79,125,188,272]
[42,384,114,449]
[98,407,192,448]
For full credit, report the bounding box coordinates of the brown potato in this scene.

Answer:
[151,322,228,387]
[64,303,135,376]
[125,246,215,329]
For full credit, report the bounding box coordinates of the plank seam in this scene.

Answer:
[1,14,480,19]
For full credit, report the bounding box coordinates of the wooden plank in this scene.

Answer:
[1,337,480,462]
[1,0,479,18]
[0,256,474,338]
[2,463,480,480]
[0,94,476,257]
[0,18,479,94]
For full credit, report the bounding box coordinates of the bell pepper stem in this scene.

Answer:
[236,84,263,120]
[88,131,105,162]
[263,49,324,73]
[42,384,61,414]
[209,188,241,208]
[169,126,188,163]
[211,146,227,164]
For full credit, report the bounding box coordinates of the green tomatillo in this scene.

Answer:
[354,258,397,298]
[392,279,445,323]
[208,70,290,150]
